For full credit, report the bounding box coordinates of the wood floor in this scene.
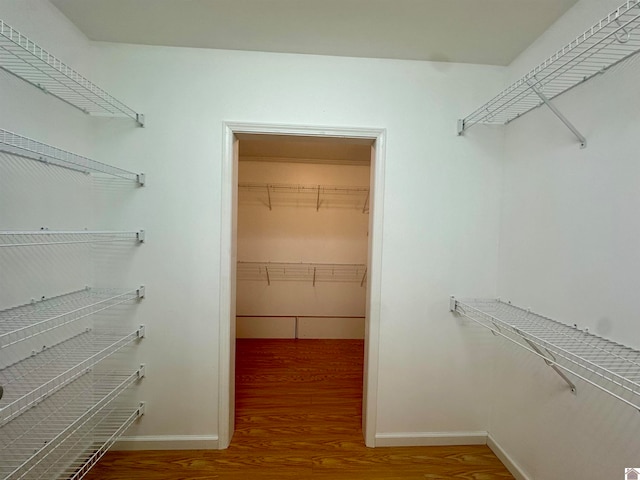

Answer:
[85,339,513,479]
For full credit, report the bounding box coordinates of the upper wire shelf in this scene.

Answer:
[458,0,640,141]
[450,297,640,411]
[0,19,144,126]
[0,287,144,350]
[239,183,370,213]
[0,129,145,185]
[0,368,144,480]
[0,325,145,427]
[0,230,145,247]
[238,261,367,286]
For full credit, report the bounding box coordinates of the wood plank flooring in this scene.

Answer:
[85,339,513,479]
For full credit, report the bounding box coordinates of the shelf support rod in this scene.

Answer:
[528,81,587,149]
[265,266,271,286]
[313,267,317,287]
[521,336,577,394]
[361,268,367,287]
[316,185,321,212]
[266,185,272,211]
[363,191,370,214]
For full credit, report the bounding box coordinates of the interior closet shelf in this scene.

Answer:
[0,326,145,427]
[458,0,640,135]
[0,129,144,185]
[239,182,370,212]
[450,297,640,410]
[0,230,144,247]
[238,261,367,286]
[0,287,144,350]
[0,369,144,480]
[0,19,143,125]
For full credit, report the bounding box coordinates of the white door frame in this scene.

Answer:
[219,121,386,448]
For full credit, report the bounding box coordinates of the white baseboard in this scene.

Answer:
[487,434,530,480]
[375,431,488,447]
[113,435,219,451]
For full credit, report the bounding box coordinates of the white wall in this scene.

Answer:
[493,0,640,477]
[236,160,369,337]
[1,0,505,450]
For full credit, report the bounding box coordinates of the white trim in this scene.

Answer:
[219,121,386,449]
[487,434,531,480]
[113,435,219,451]
[375,431,488,447]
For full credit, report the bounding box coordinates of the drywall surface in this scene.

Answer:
[236,160,369,337]
[1,0,506,447]
[493,0,640,477]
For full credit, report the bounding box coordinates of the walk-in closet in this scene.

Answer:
[1,0,640,479]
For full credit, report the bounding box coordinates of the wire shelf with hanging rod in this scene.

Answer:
[0,287,144,351]
[238,183,370,213]
[450,297,640,411]
[0,19,144,126]
[0,129,145,185]
[237,262,368,287]
[457,0,640,147]
[0,230,145,247]
[0,368,144,480]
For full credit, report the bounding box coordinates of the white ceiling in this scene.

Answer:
[51,0,577,66]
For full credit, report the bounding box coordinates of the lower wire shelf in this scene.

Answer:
[450,297,640,410]
[0,368,144,480]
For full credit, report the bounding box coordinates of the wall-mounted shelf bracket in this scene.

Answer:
[136,114,145,128]
[527,81,587,149]
[137,285,146,299]
[137,230,145,243]
[138,364,146,379]
[456,119,466,136]
[137,173,146,187]
[137,324,146,339]
[521,335,577,394]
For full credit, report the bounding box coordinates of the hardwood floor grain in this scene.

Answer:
[85,339,513,479]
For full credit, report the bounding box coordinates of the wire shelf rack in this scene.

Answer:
[0,129,144,185]
[450,297,640,411]
[458,0,640,133]
[0,368,143,480]
[0,230,144,247]
[239,183,370,212]
[0,287,144,350]
[238,261,367,286]
[0,325,144,427]
[0,19,143,126]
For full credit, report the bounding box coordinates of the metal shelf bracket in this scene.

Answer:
[521,336,577,394]
[528,81,587,149]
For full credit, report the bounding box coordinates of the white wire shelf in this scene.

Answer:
[450,297,640,411]
[0,19,143,126]
[458,0,640,143]
[239,183,370,213]
[238,261,367,286]
[0,325,145,427]
[0,230,145,247]
[0,287,144,350]
[0,129,145,185]
[0,368,144,480]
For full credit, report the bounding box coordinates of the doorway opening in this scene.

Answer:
[219,123,386,449]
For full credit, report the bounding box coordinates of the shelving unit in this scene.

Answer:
[457,0,640,147]
[0,129,145,185]
[0,287,143,349]
[0,230,144,247]
[450,297,640,411]
[238,261,367,286]
[0,19,144,126]
[238,182,370,213]
[0,15,146,478]
[0,370,144,480]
